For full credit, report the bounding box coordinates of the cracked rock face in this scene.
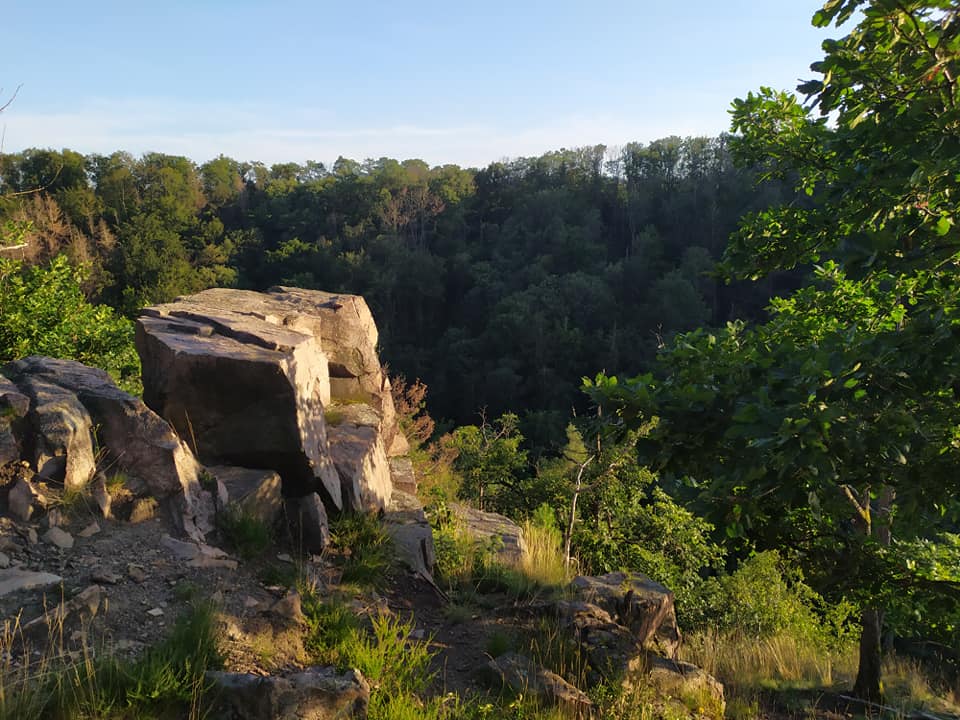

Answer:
[136,287,399,512]
[1,357,208,540]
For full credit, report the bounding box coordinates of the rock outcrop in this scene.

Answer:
[1,357,209,539]
[384,489,435,580]
[136,287,405,514]
[550,572,723,713]
[450,503,527,564]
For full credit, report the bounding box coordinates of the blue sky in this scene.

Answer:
[4,1,834,168]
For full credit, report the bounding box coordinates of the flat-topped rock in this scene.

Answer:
[450,503,526,564]
[137,291,341,506]
[0,567,62,597]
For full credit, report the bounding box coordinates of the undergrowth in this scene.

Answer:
[0,601,221,720]
[330,512,395,588]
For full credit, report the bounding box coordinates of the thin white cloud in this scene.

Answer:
[1,97,729,169]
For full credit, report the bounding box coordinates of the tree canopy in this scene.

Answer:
[585,0,960,701]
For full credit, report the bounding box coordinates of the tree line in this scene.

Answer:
[0,137,797,452]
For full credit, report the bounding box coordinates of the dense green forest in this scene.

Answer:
[0,137,799,449]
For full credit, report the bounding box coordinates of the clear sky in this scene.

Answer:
[3,1,835,168]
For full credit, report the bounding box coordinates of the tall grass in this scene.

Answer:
[0,601,221,720]
[682,628,857,690]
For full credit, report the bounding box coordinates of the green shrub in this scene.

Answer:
[0,255,141,393]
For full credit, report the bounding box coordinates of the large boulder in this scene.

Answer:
[136,290,341,505]
[2,357,208,539]
[570,572,681,659]
[8,372,96,490]
[206,666,369,720]
[327,423,392,514]
[450,503,526,564]
[136,287,401,509]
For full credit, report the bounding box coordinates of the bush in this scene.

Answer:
[0,255,140,393]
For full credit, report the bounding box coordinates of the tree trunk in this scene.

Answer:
[853,608,883,702]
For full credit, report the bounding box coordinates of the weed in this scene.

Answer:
[324,408,345,427]
[484,630,514,658]
[258,562,300,589]
[218,506,271,560]
[331,513,394,588]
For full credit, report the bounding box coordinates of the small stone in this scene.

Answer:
[129,498,158,524]
[46,508,63,528]
[25,527,38,545]
[8,478,36,522]
[42,527,75,549]
[210,590,224,604]
[0,552,8,569]
[187,556,238,570]
[127,564,147,583]
[77,522,101,538]
[91,569,121,585]
[91,474,111,519]
[276,553,293,563]
[243,596,260,609]
[269,590,306,625]
[147,607,164,617]
[409,628,425,640]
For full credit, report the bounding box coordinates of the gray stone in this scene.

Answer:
[388,456,416,495]
[386,429,410,458]
[7,476,37,522]
[328,424,392,513]
[91,473,112,518]
[127,564,146,583]
[21,585,102,633]
[0,567,62,596]
[0,376,29,466]
[3,357,208,539]
[91,568,120,584]
[645,654,725,714]
[285,494,330,554]
[160,534,234,569]
[450,503,526,564]
[270,590,306,626]
[136,291,341,506]
[482,652,594,718]
[384,490,435,579]
[0,552,8,569]
[570,572,680,659]
[9,372,96,490]
[77,521,101,538]
[42,526,74,549]
[206,465,283,527]
[553,600,644,685]
[206,666,370,720]
[46,507,63,528]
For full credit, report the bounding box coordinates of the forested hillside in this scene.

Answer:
[0,139,797,449]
